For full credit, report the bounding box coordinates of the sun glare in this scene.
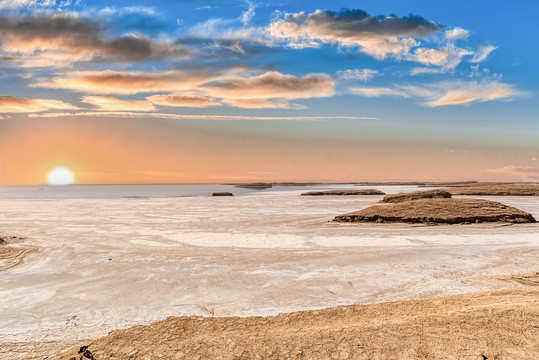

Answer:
[48,168,74,185]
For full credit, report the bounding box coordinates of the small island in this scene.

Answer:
[445,184,539,196]
[380,189,452,203]
[301,189,385,196]
[212,192,233,196]
[234,183,273,190]
[334,198,536,224]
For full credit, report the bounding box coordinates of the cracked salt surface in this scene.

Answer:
[0,184,537,347]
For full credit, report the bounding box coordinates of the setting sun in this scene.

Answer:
[48,168,74,185]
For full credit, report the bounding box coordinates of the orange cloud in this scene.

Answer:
[81,96,156,111]
[203,71,334,100]
[35,70,214,95]
[423,81,518,107]
[351,80,521,107]
[34,70,336,108]
[0,13,188,66]
[0,95,77,113]
[147,94,221,108]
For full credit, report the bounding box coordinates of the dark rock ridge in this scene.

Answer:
[212,192,233,196]
[302,189,385,196]
[380,189,452,203]
[334,198,536,224]
[446,184,539,196]
[234,183,273,190]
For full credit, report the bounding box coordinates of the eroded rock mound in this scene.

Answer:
[235,183,273,190]
[380,189,452,203]
[212,192,233,196]
[447,184,539,196]
[302,189,385,196]
[334,198,536,224]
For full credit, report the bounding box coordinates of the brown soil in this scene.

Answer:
[301,189,385,196]
[334,198,536,224]
[59,273,539,360]
[380,189,452,203]
[447,184,539,196]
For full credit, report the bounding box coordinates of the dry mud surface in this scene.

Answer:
[60,273,539,360]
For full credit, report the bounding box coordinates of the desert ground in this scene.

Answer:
[0,185,538,359]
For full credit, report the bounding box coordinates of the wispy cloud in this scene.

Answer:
[147,94,221,108]
[420,80,518,107]
[81,96,156,111]
[444,27,469,40]
[471,44,497,63]
[33,69,336,109]
[350,87,408,98]
[220,98,307,109]
[28,111,378,121]
[202,71,335,100]
[337,69,378,81]
[351,80,521,107]
[0,95,77,113]
[0,0,61,9]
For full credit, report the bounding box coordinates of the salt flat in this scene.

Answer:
[0,185,538,358]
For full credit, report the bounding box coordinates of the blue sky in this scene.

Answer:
[0,0,538,184]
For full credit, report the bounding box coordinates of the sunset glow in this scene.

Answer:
[0,1,537,185]
[48,168,74,185]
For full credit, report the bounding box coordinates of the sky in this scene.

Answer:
[0,0,538,185]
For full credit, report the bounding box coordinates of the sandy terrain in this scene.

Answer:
[58,273,539,359]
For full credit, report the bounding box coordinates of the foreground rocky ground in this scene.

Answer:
[59,273,539,360]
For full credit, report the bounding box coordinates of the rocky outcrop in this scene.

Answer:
[446,184,539,196]
[235,183,273,190]
[212,192,233,196]
[334,198,536,224]
[380,189,452,203]
[302,189,385,196]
